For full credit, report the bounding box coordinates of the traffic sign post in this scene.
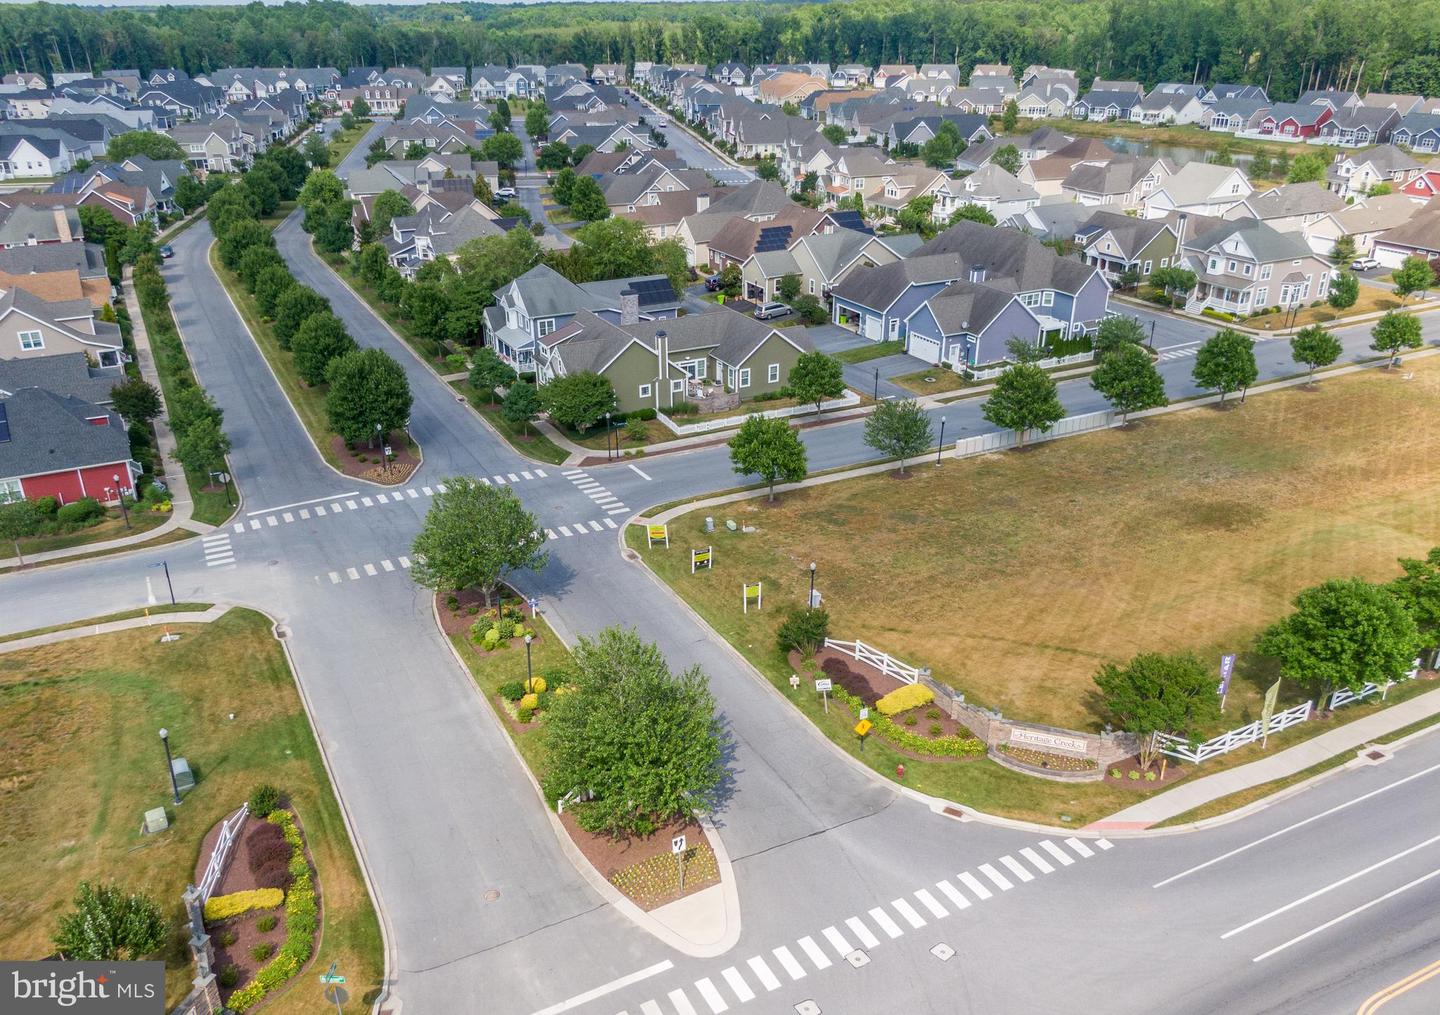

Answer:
[320,962,345,1014]
[672,833,687,896]
[854,718,872,751]
[691,546,713,574]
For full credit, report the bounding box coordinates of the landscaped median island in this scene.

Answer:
[206,164,419,483]
[0,609,382,1012]
[413,477,728,909]
[628,358,1440,825]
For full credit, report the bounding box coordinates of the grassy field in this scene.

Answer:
[1250,287,1404,330]
[0,507,166,561]
[633,359,1440,734]
[209,245,342,471]
[834,339,905,364]
[0,603,211,644]
[0,610,383,1010]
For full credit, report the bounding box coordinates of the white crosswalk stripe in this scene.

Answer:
[266,515,277,526]
[1097,838,1114,850]
[361,497,373,507]
[328,572,341,584]
[559,525,572,537]
[249,519,261,530]
[362,563,377,576]
[315,505,327,516]
[398,556,411,568]
[891,897,927,928]
[1040,840,1076,866]
[346,567,359,580]
[796,935,831,970]
[603,517,617,528]
[233,522,245,533]
[546,529,559,540]
[958,871,993,900]
[868,906,904,938]
[667,988,698,1015]
[375,493,389,503]
[1000,855,1035,883]
[745,956,781,992]
[719,967,754,1003]
[639,1002,662,1015]
[1020,847,1055,874]
[845,915,880,948]
[771,945,806,980]
[914,887,949,917]
[521,471,534,480]
[1065,836,1095,858]
[820,925,853,958]
[380,559,395,572]
[693,977,727,1013]
[978,863,1014,891]
[282,512,294,523]
[299,508,310,519]
[936,879,971,910]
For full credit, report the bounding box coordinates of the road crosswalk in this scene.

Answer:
[1157,343,1201,361]
[609,836,1113,1015]
[563,468,630,518]
[320,556,412,585]
[201,532,234,568]
[234,471,549,534]
[545,517,620,540]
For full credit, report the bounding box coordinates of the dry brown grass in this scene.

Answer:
[653,360,1440,732]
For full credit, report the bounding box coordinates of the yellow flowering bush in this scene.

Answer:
[203,888,282,921]
[875,683,934,716]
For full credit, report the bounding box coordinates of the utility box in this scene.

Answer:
[143,807,169,835]
[171,757,195,793]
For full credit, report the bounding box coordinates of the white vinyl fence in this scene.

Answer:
[197,802,248,903]
[1155,702,1313,763]
[659,391,860,436]
[952,409,1116,459]
[964,351,1094,381]
[824,638,922,684]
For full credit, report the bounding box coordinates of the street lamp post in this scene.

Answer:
[373,421,382,451]
[159,728,182,805]
[873,367,879,403]
[1149,319,1156,349]
[524,633,534,689]
[808,561,817,611]
[113,473,131,529]
[604,412,612,461]
[149,561,175,605]
[210,471,233,507]
[936,415,946,465]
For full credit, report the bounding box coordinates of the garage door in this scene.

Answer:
[908,333,942,364]
[862,313,883,341]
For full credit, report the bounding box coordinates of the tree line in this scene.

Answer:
[8,0,1440,101]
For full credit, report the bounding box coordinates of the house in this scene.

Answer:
[167,119,249,173]
[601,162,714,215]
[1015,82,1076,120]
[1306,194,1424,259]
[337,85,416,115]
[3,72,47,90]
[1224,182,1346,234]
[1400,167,1440,202]
[550,122,650,153]
[708,206,833,272]
[1178,218,1333,314]
[0,135,72,180]
[713,63,749,87]
[937,164,1040,221]
[1142,162,1252,218]
[780,228,912,302]
[1373,205,1440,267]
[1077,90,1146,119]
[1000,197,1100,244]
[1202,84,1268,105]
[0,387,138,506]
[676,180,794,267]
[1298,89,1360,112]
[901,279,1047,367]
[0,287,123,367]
[832,221,1109,344]
[137,80,224,120]
[0,203,84,248]
[1392,113,1440,153]
[0,241,109,306]
[1316,106,1401,148]
[536,305,813,414]
[485,265,680,370]
[0,351,120,406]
[758,73,829,107]
[1325,145,1424,199]
[831,65,870,89]
[1252,102,1333,139]
[1130,87,1206,125]
[1076,210,1179,284]
[873,66,917,89]
[1090,79,1143,94]
[1062,156,1172,209]
[1200,96,1270,134]
[383,204,507,277]
[1019,137,1117,197]
[1359,92,1423,115]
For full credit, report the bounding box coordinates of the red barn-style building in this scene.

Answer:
[0,387,138,505]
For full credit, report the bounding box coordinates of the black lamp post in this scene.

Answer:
[149,560,175,605]
[1148,319,1156,349]
[936,415,946,466]
[873,366,879,403]
[159,728,182,805]
[808,561,817,610]
[113,472,131,529]
[524,633,534,688]
[604,411,612,461]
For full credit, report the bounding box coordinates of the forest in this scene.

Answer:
[5,0,1440,102]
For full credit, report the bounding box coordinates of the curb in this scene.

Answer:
[430,593,743,959]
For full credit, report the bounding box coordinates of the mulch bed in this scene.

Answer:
[790,647,907,706]
[329,429,419,485]
[998,743,1098,771]
[558,811,719,911]
[1101,754,1191,790]
[194,807,321,1006]
[889,704,970,740]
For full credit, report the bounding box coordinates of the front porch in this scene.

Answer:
[1185,281,1251,314]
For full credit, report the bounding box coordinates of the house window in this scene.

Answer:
[1042,291,1055,307]
[1160,257,1169,268]
[1255,287,1268,305]
[808,279,816,295]
[1142,260,1152,275]
[671,379,685,393]
[739,368,751,388]
[0,477,22,503]
[1208,257,1218,271]
[768,363,780,383]
[18,330,43,350]
[727,366,737,387]
[1243,264,1253,277]
[1260,265,1272,280]
[536,318,555,337]
[638,383,652,398]
[678,358,706,379]
[888,318,899,339]
[1227,259,1237,272]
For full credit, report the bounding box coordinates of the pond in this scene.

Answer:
[1102,136,1255,171]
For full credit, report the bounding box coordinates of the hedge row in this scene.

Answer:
[832,687,986,758]
[226,809,317,1012]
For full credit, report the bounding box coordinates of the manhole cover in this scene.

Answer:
[1367,750,1386,760]
[930,943,955,962]
[844,950,869,968]
[483,889,500,902]
[269,559,280,567]
[794,1002,821,1015]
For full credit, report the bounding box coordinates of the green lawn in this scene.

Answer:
[0,610,384,1011]
[833,339,905,364]
[892,367,970,396]
[209,245,342,471]
[325,124,371,166]
[0,528,196,576]
[0,603,211,644]
[0,506,166,562]
[624,358,1440,824]
[448,380,570,465]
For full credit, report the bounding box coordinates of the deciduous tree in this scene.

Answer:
[1370,310,1422,366]
[863,397,933,474]
[1289,324,1343,383]
[324,347,413,444]
[1192,328,1258,403]
[1327,270,1359,309]
[174,415,231,477]
[567,174,610,220]
[273,285,329,348]
[109,378,162,426]
[1390,254,1436,302]
[292,311,357,386]
[468,347,517,404]
[106,131,184,163]
[540,371,616,432]
[410,478,547,605]
[1092,315,1147,357]
[53,882,167,962]
[501,379,541,434]
[1090,342,1168,422]
[981,363,1064,446]
[728,414,808,501]
[1093,653,1221,770]
[787,350,845,415]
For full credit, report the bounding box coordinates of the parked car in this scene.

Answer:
[705,274,723,291]
[753,301,791,320]
[495,187,517,200]
[159,244,174,259]
[1351,256,1379,271]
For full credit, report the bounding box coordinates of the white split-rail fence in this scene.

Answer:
[197,802,248,903]
[824,638,921,685]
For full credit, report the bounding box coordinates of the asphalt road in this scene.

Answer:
[3,219,1439,1014]
[622,90,755,187]
[514,115,574,249]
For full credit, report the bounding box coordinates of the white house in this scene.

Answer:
[1142,162,1252,219]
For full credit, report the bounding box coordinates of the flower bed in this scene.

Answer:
[609,837,720,910]
[832,686,985,759]
[997,743,1098,771]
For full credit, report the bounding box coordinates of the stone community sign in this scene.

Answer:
[1009,727,1088,755]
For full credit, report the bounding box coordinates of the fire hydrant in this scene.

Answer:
[896,764,906,781]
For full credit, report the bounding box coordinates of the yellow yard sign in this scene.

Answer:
[646,523,669,548]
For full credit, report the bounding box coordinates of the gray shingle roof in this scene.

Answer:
[1184,218,1314,262]
[924,280,1023,335]
[0,352,120,404]
[0,386,130,479]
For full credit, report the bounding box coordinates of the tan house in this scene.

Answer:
[739,228,914,303]
[0,241,110,306]
[758,73,829,107]
[0,287,123,367]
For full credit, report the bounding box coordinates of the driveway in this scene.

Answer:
[805,322,870,355]
[843,353,923,400]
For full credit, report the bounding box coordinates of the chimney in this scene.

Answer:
[655,328,668,408]
[54,208,72,243]
[1175,211,1188,248]
[620,289,640,326]
[968,263,985,283]
[696,191,711,213]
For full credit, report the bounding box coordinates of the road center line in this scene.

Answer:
[524,959,674,1015]
[1221,831,1440,939]
[1154,761,1440,888]
[247,492,358,516]
[1252,866,1440,962]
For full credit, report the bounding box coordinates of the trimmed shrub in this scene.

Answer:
[56,498,104,526]
[226,810,315,1012]
[203,888,283,922]
[516,706,534,723]
[832,687,984,758]
[217,929,237,948]
[776,606,829,655]
[875,683,935,716]
[250,942,275,962]
[524,676,547,694]
[519,692,539,711]
[498,680,526,702]
[256,915,278,933]
[248,784,281,817]
[32,496,58,516]
[218,965,240,989]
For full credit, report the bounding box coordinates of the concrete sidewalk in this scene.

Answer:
[1088,685,1440,831]
[0,605,230,655]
